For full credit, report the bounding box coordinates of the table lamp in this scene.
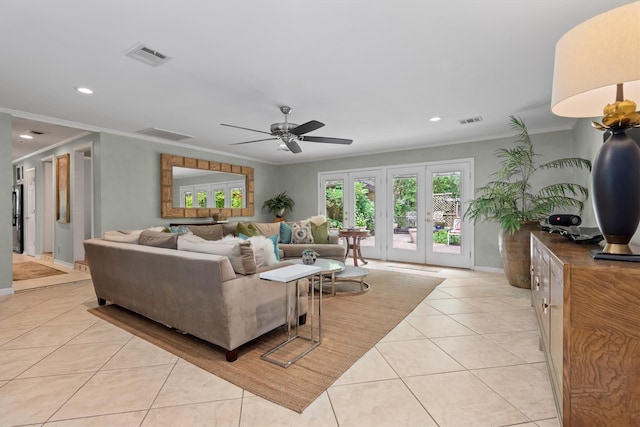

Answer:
[551,1,640,259]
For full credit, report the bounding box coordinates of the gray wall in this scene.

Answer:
[276,128,589,269]
[1,113,12,293]
[96,133,281,232]
[9,117,618,274]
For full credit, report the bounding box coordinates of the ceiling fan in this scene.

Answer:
[221,106,353,154]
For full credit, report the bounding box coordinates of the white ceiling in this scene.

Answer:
[3,1,632,164]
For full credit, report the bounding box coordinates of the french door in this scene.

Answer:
[386,162,472,268]
[319,170,383,261]
[320,160,473,269]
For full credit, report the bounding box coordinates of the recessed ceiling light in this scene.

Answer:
[429,116,442,122]
[19,134,34,139]
[75,87,94,94]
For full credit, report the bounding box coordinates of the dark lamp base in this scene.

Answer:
[590,249,640,262]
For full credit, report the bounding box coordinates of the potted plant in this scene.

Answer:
[301,248,319,265]
[465,115,592,288]
[262,191,295,221]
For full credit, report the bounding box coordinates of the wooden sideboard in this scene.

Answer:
[530,232,640,426]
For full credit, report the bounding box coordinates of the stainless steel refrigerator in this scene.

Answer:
[12,184,23,253]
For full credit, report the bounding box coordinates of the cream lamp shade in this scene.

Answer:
[551,1,640,118]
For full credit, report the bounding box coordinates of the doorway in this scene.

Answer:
[319,159,473,269]
[24,168,36,256]
[73,144,94,262]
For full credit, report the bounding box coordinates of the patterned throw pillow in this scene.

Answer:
[291,222,314,244]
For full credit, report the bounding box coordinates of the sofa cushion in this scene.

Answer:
[237,222,261,237]
[292,222,314,244]
[310,221,330,244]
[188,224,224,241]
[139,230,179,249]
[280,222,293,244]
[222,221,238,237]
[253,222,281,242]
[178,234,256,275]
[103,230,143,244]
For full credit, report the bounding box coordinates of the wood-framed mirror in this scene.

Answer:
[161,153,254,219]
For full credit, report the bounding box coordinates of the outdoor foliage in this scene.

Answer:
[325,181,375,232]
[465,115,592,234]
[393,176,417,228]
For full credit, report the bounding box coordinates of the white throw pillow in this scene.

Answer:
[103,230,143,244]
[246,235,278,266]
[178,234,256,275]
[307,215,327,226]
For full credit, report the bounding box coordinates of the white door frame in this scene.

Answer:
[318,159,474,268]
[24,168,37,256]
[39,155,55,258]
[73,143,94,262]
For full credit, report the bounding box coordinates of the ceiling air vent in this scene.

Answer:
[136,127,193,141]
[125,43,171,67]
[29,130,45,135]
[458,116,483,125]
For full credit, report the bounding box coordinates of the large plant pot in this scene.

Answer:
[498,221,539,288]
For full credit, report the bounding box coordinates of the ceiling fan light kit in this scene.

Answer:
[221,106,353,154]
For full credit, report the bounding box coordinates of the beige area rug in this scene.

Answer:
[88,269,443,413]
[13,261,67,281]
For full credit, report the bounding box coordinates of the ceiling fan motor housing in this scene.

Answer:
[270,122,298,134]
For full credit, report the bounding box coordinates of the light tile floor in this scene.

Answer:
[1,258,559,427]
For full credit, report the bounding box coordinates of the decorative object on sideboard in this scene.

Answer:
[262,191,295,222]
[551,2,640,260]
[464,116,591,288]
[301,248,318,265]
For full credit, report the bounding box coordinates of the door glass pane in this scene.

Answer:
[197,190,208,208]
[354,178,376,248]
[392,174,417,250]
[353,177,376,247]
[432,171,461,254]
[231,187,243,208]
[184,191,193,208]
[325,179,344,229]
[214,190,225,208]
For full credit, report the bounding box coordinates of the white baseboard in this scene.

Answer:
[0,287,15,296]
[54,260,75,269]
[473,266,504,274]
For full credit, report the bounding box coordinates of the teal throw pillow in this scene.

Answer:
[280,222,292,244]
[268,234,280,261]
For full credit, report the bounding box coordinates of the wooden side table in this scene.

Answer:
[338,229,369,267]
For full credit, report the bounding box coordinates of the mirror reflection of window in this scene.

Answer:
[184,191,193,208]
[214,190,225,208]
[231,187,243,208]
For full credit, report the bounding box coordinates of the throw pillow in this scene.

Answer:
[310,221,330,244]
[236,222,261,237]
[188,224,224,241]
[168,225,190,234]
[139,230,179,249]
[280,221,292,244]
[253,222,281,242]
[102,230,142,244]
[238,233,279,265]
[308,215,328,225]
[292,222,314,244]
[179,234,256,275]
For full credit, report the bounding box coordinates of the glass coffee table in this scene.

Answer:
[289,258,345,296]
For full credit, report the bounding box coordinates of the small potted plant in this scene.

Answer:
[262,191,295,221]
[301,248,318,265]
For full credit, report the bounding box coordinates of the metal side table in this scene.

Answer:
[259,264,322,367]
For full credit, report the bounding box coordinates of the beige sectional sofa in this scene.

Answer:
[193,220,347,262]
[84,237,308,362]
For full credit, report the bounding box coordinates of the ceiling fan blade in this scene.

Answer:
[290,120,325,136]
[301,136,353,145]
[221,123,273,136]
[230,138,278,145]
[284,139,302,153]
